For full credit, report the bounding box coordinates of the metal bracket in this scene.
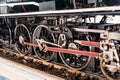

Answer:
[36,39,62,51]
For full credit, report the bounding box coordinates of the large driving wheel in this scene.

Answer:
[59,34,91,70]
[14,24,31,54]
[32,25,55,61]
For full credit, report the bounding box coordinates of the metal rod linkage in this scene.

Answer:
[47,47,100,57]
[24,41,100,57]
[74,40,100,47]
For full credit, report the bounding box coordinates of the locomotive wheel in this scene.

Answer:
[14,24,31,55]
[100,58,120,80]
[59,34,91,70]
[32,25,55,61]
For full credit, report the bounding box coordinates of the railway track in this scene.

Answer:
[0,48,107,80]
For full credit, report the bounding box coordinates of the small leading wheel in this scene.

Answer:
[100,58,120,80]
[14,24,31,55]
[59,34,91,70]
[32,25,55,61]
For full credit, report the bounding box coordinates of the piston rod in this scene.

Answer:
[24,42,100,57]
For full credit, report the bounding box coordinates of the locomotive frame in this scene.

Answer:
[0,1,120,80]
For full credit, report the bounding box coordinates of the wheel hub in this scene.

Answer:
[19,35,24,44]
[68,43,80,56]
[68,43,78,50]
[108,62,118,73]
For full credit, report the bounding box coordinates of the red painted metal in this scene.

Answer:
[24,42,38,47]
[20,0,27,12]
[80,41,100,47]
[24,42,100,57]
[47,47,100,57]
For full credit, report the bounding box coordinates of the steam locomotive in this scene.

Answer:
[0,0,120,80]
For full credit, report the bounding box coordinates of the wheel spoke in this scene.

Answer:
[68,54,73,64]
[40,28,44,37]
[46,32,51,38]
[76,56,82,65]
[74,55,77,66]
[44,28,47,36]
[77,56,83,64]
